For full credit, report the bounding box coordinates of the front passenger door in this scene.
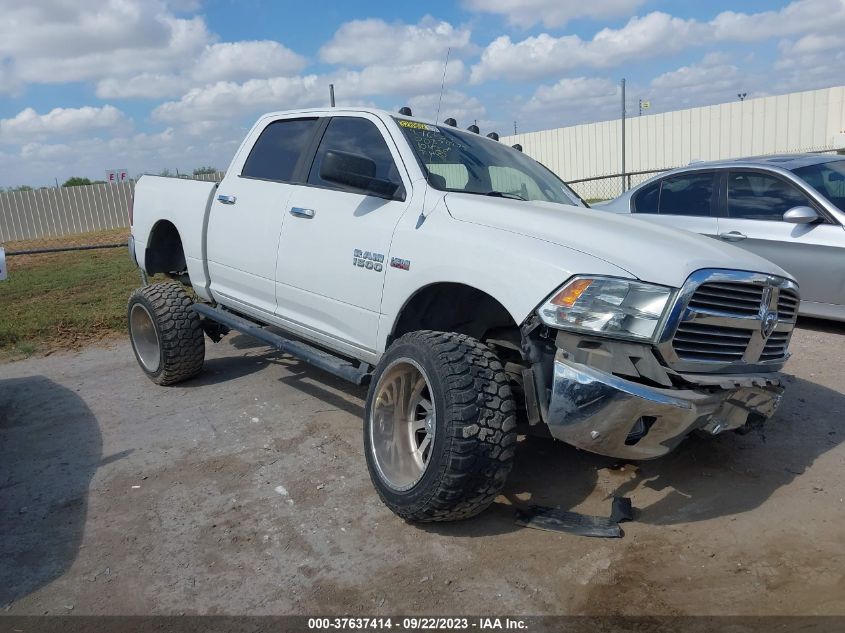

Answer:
[717,170,843,305]
[274,115,411,353]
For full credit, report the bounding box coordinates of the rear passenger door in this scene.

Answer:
[717,169,843,305]
[274,115,411,354]
[206,116,319,314]
[631,171,719,238]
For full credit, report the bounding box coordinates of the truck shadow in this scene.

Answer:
[0,376,102,606]
[424,375,844,536]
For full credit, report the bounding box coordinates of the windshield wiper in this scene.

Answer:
[484,190,527,201]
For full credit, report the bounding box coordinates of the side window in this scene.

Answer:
[633,180,660,214]
[241,118,317,182]
[308,117,402,191]
[728,171,811,221]
[658,172,714,216]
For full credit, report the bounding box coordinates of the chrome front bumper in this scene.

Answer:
[547,351,783,460]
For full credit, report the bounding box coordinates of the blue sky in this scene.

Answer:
[0,0,843,187]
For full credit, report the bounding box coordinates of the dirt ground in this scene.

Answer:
[1,320,844,616]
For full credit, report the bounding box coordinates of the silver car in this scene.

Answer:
[599,154,845,321]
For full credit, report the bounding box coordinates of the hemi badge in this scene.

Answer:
[390,257,411,271]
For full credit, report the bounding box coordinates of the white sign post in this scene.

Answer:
[106,168,129,184]
[0,246,7,281]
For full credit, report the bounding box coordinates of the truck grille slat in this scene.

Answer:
[666,274,797,368]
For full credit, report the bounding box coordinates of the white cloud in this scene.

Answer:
[462,0,644,28]
[649,53,743,106]
[152,60,467,125]
[0,0,211,91]
[519,77,620,129]
[407,90,486,125]
[320,17,471,67]
[775,31,845,92]
[333,60,466,99]
[95,40,307,99]
[471,1,845,83]
[711,0,845,42]
[471,12,702,83]
[0,105,130,145]
[152,77,325,124]
[192,41,307,83]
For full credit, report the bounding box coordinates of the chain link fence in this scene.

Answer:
[0,172,225,244]
[568,169,667,203]
[568,148,845,203]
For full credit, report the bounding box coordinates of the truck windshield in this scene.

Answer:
[394,118,585,207]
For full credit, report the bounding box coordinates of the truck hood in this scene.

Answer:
[443,194,792,288]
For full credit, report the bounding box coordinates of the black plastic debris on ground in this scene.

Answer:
[515,497,634,538]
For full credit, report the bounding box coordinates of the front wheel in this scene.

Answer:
[364,331,517,522]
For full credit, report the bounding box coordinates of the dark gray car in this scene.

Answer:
[599,154,845,321]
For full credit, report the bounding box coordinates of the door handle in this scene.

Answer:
[719,231,747,242]
[217,194,237,205]
[290,207,315,219]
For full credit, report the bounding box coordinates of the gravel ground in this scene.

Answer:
[1,321,844,616]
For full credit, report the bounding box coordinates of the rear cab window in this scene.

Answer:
[241,118,318,182]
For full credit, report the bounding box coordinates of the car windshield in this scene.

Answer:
[791,159,845,212]
[394,118,585,207]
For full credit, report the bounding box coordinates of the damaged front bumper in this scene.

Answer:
[546,351,783,460]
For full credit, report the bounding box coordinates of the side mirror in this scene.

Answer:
[319,150,400,199]
[782,206,819,224]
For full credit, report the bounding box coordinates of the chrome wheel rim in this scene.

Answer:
[370,358,436,491]
[129,303,161,373]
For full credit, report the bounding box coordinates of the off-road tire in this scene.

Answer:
[364,330,517,522]
[127,281,205,386]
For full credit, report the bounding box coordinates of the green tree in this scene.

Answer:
[63,177,92,187]
[192,166,217,175]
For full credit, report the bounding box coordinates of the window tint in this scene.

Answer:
[241,118,317,182]
[658,173,714,216]
[728,171,811,221]
[308,117,401,190]
[633,181,660,214]
[791,159,845,213]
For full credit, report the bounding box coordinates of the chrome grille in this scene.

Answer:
[672,323,752,362]
[687,282,764,317]
[659,270,799,372]
[778,290,800,320]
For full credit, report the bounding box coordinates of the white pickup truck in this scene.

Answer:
[128,107,799,522]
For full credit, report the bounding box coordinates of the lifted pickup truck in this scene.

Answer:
[128,107,798,522]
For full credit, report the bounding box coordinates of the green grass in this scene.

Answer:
[0,247,142,361]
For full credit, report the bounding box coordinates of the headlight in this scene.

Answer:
[537,276,673,341]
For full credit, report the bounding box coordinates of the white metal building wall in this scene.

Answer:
[502,85,845,181]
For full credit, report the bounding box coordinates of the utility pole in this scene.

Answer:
[329,84,336,107]
[621,78,626,191]
[514,120,517,135]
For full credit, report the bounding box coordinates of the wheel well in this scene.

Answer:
[145,220,187,277]
[390,283,518,346]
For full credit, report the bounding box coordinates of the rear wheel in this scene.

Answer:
[127,282,204,385]
[364,331,517,522]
